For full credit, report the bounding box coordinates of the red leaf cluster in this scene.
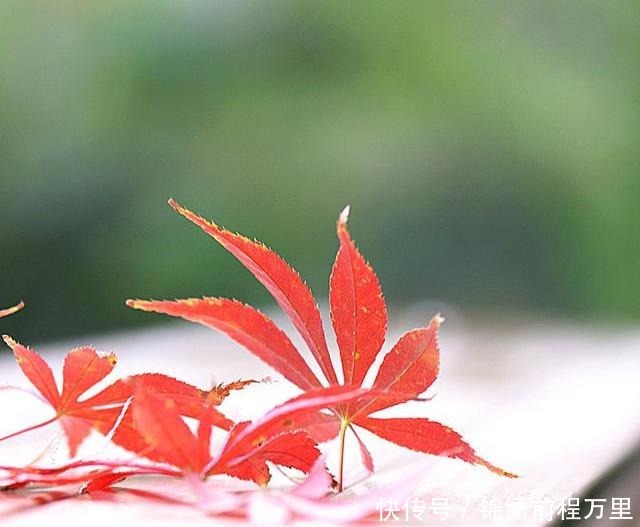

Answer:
[128,200,515,488]
[0,200,514,521]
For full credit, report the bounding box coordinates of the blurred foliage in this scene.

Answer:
[1,1,638,340]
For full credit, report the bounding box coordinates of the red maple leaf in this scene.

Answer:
[0,387,373,491]
[130,383,374,485]
[127,199,515,490]
[1,336,241,459]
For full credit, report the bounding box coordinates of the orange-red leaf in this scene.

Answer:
[329,207,387,387]
[210,386,378,483]
[123,387,328,485]
[59,417,94,456]
[82,373,236,428]
[213,422,271,484]
[4,336,61,408]
[77,406,150,458]
[280,411,341,443]
[60,347,117,411]
[127,297,321,390]
[214,386,377,471]
[355,315,442,416]
[355,416,516,478]
[253,431,319,475]
[128,203,514,481]
[218,428,320,485]
[3,337,239,459]
[4,338,119,456]
[132,388,206,473]
[168,198,338,386]
[80,381,236,463]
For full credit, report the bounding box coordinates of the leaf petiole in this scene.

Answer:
[337,417,349,492]
[0,416,58,443]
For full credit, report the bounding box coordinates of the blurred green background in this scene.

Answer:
[1,1,638,341]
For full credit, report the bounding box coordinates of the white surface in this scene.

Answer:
[1,311,639,526]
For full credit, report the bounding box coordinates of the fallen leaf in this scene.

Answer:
[1,337,241,458]
[128,200,515,489]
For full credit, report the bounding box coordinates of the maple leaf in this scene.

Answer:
[0,301,24,319]
[0,336,240,459]
[128,199,516,490]
[131,383,373,485]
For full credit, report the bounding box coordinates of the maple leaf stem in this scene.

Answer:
[0,385,48,405]
[0,416,57,443]
[337,418,349,492]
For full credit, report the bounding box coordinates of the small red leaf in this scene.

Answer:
[222,430,320,486]
[2,337,238,459]
[60,347,117,410]
[281,411,341,443]
[132,388,206,473]
[59,417,93,457]
[213,386,377,474]
[83,373,235,428]
[356,315,442,416]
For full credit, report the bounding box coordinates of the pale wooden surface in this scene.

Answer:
[1,308,639,526]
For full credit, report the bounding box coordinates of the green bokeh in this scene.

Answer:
[1,1,638,340]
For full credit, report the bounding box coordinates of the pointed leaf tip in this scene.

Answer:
[339,205,350,225]
[168,198,189,217]
[2,334,19,350]
[126,299,148,310]
[431,313,445,328]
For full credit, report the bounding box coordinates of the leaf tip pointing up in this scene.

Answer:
[338,205,350,225]
[168,197,193,221]
[2,334,19,350]
[167,198,218,234]
[431,313,445,329]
